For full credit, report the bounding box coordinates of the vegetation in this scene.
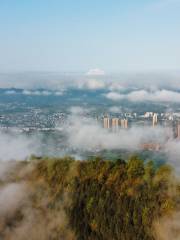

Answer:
[31,155,178,240]
[0,155,178,239]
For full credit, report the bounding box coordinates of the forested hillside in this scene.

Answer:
[0,156,179,240]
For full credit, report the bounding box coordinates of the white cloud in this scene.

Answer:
[22,90,52,96]
[165,140,180,173]
[1,71,180,93]
[153,90,180,102]
[22,90,64,96]
[0,131,39,161]
[127,90,150,101]
[108,82,125,91]
[65,115,168,152]
[85,79,105,90]
[76,78,106,90]
[86,68,105,76]
[0,183,27,217]
[105,90,180,103]
[105,92,124,101]
[69,106,88,115]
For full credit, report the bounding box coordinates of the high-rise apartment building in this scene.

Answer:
[103,117,128,130]
[112,118,119,131]
[103,117,110,129]
[124,119,128,129]
[177,123,180,139]
[120,119,128,129]
[152,113,158,127]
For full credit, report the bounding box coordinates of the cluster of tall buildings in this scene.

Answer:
[151,113,180,139]
[101,112,180,152]
[103,113,180,140]
[103,117,128,130]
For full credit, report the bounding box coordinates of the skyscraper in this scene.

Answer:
[120,119,128,129]
[124,119,128,129]
[177,123,180,139]
[112,118,119,132]
[120,119,124,128]
[103,117,110,129]
[152,113,158,127]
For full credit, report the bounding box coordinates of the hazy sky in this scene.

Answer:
[0,0,180,72]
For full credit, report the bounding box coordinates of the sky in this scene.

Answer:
[0,0,180,72]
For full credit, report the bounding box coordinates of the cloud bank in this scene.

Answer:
[1,107,180,175]
[65,113,169,152]
[0,131,39,161]
[22,90,64,96]
[0,71,180,93]
[4,89,64,96]
[105,89,180,103]
[0,161,74,240]
[86,68,105,76]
